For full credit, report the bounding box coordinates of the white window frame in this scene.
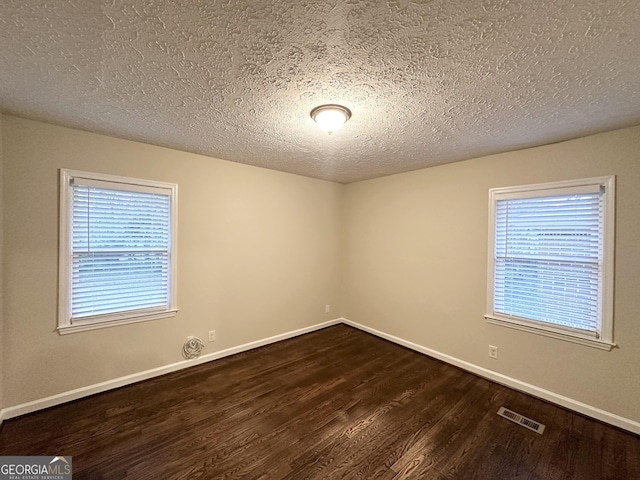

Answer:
[485,176,615,350]
[58,169,178,334]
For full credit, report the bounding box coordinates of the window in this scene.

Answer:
[58,169,178,334]
[486,176,615,350]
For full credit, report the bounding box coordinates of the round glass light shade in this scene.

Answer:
[311,105,351,133]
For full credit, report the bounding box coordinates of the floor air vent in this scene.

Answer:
[497,407,545,434]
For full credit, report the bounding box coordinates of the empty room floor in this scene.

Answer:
[1,325,638,479]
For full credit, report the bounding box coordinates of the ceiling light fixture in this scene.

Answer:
[310,104,351,134]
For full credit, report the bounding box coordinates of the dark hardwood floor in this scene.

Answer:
[1,325,638,479]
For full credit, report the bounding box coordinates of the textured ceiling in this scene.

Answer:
[1,0,639,183]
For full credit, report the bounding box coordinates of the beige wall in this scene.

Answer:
[0,114,4,413]
[343,125,640,422]
[2,115,343,407]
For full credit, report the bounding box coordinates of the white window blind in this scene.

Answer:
[494,191,602,336]
[486,176,615,350]
[59,170,177,333]
[71,182,171,319]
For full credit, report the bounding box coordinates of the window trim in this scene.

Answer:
[485,176,615,351]
[58,169,178,334]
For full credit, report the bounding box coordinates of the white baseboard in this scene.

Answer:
[342,318,640,436]
[3,317,639,436]
[0,319,342,422]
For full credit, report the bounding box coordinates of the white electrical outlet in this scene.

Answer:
[489,345,498,359]
[208,330,216,342]
[325,304,331,313]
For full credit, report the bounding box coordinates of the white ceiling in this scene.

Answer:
[1,0,639,183]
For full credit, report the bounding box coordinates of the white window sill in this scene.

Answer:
[58,309,178,335]
[485,315,615,351]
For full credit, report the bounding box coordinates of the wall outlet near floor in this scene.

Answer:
[208,330,216,343]
[489,345,498,359]
[325,304,331,313]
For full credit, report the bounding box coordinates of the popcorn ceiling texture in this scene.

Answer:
[1,0,639,183]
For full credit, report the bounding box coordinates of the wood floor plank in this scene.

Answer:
[1,325,638,479]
